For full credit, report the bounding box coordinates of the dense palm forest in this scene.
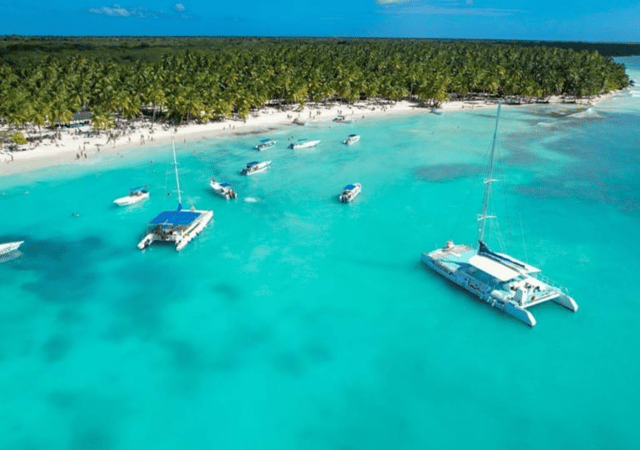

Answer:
[0,38,631,144]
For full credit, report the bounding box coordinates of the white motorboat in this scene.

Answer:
[0,240,23,256]
[339,183,362,203]
[333,115,352,123]
[240,160,271,175]
[210,179,238,199]
[343,134,360,145]
[289,139,321,149]
[255,139,276,151]
[137,137,213,252]
[114,187,149,206]
[421,102,578,327]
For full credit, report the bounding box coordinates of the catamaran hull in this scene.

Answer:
[137,233,155,250]
[176,211,213,251]
[421,253,537,327]
[553,294,579,312]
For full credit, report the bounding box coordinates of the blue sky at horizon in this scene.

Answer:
[1,0,639,42]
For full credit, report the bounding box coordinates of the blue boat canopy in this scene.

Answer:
[259,138,272,143]
[130,186,141,191]
[150,210,200,226]
[220,182,230,187]
[344,184,356,190]
[247,161,259,166]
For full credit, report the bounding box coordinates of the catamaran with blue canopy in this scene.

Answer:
[138,138,213,251]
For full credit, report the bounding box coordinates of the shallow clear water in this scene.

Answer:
[2,57,640,450]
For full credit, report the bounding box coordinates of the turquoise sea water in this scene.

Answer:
[2,57,640,450]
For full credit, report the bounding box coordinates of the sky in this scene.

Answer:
[1,0,639,41]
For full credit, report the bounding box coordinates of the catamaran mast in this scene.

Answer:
[171,135,182,207]
[478,101,501,245]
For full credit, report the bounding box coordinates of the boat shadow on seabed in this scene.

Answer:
[0,250,23,263]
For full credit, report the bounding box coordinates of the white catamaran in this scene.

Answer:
[421,103,578,327]
[137,138,213,251]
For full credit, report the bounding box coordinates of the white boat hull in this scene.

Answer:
[241,161,271,175]
[256,141,276,151]
[114,192,149,206]
[0,241,24,256]
[290,140,321,149]
[209,181,237,199]
[344,135,360,145]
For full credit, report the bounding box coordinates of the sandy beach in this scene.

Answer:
[0,94,610,177]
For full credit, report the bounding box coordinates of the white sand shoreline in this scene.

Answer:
[0,94,613,177]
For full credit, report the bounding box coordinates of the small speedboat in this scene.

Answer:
[0,240,23,256]
[240,160,271,175]
[255,139,276,151]
[343,134,360,145]
[289,139,321,149]
[339,183,362,203]
[333,115,352,124]
[210,179,238,199]
[114,187,149,206]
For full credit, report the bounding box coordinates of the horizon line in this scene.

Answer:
[1,35,640,45]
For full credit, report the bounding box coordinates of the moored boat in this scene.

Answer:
[113,187,149,206]
[0,240,24,256]
[289,139,321,149]
[255,139,276,151]
[339,183,362,203]
[333,115,352,123]
[421,103,578,327]
[137,137,213,252]
[240,160,271,175]
[137,208,213,252]
[210,179,238,199]
[343,134,360,145]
